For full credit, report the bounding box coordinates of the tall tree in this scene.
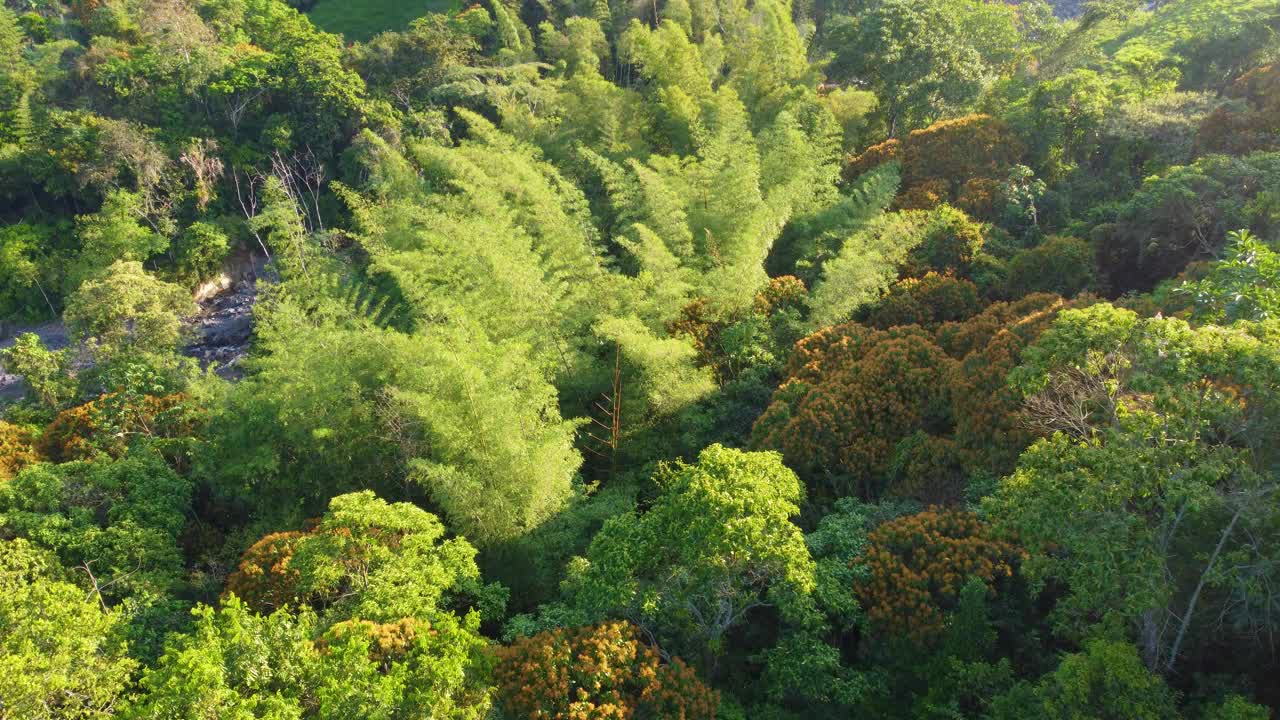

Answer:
[989,304,1280,672]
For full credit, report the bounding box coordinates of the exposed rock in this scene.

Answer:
[1,253,270,403]
[182,252,271,380]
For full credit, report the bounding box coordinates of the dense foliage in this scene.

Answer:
[1,0,1278,717]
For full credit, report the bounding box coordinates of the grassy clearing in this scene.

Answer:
[1104,0,1279,54]
[308,0,463,42]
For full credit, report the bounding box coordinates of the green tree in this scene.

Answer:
[808,210,929,327]
[559,444,816,666]
[820,86,878,154]
[0,223,61,321]
[594,314,716,435]
[340,121,605,377]
[125,598,493,720]
[908,204,987,275]
[199,298,411,515]
[1004,236,1097,299]
[1021,69,1112,179]
[0,333,75,409]
[204,0,366,152]
[1180,229,1280,323]
[0,7,34,135]
[67,190,169,293]
[990,640,1179,720]
[225,491,504,625]
[63,260,194,369]
[388,321,585,545]
[174,222,230,283]
[1091,151,1280,290]
[1203,695,1272,720]
[206,297,582,545]
[989,304,1280,672]
[0,451,193,605]
[823,0,1018,137]
[0,539,138,720]
[777,162,900,283]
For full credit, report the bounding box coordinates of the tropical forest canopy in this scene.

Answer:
[1,0,1279,717]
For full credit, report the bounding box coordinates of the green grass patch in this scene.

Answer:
[1104,0,1279,55]
[308,0,463,42]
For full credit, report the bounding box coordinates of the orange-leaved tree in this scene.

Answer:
[755,292,1089,502]
[857,508,1024,643]
[494,621,718,720]
[752,326,954,499]
[0,421,40,481]
[754,275,809,317]
[37,392,199,462]
[223,530,310,612]
[864,273,982,330]
[845,115,1023,220]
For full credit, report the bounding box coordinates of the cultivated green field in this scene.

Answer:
[308,0,463,41]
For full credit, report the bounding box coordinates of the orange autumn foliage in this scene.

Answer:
[71,0,105,23]
[866,273,981,330]
[0,422,41,481]
[37,393,200,462]
[956,177,999,220]
[753,276,808,316]
[756,292,1092,498]
[223,531,309,612]
[899,115,1023,190]
[494,621,718,720]
[779,321,878,386]
[896,179,952,212]
[752,326,953,498]
[39,402,101,462]
[843,138,901,178]
[948,330,1039,475]
[857,508,1024,642]
[322,618,428,666]
[946,294,1102,475]
[845,115,1023,220]
[934,293,1066,360]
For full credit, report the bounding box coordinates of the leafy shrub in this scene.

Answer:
[1004,236,1097,299]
